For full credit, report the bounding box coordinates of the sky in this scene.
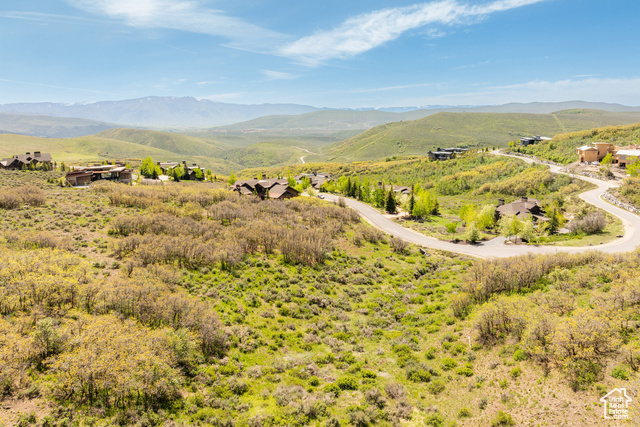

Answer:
[1,0,639,108]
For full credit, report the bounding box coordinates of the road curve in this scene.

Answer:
[322,153,640,259]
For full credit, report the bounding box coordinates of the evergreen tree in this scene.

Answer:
[385,189,397,214]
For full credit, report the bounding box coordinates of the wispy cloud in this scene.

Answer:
[65,0,288,51]
[0,11,103,25]
[261,70,298,80]
[280,0,545,65]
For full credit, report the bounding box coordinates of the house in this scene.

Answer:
[576,145,599,163]
[427,147,468,161]
[232,175,299,200]
[577,142,640,166]
[295,172,332,189]
[392,185,412,194]
[519,135,552,146]
[614,149,640,168]
[0,151,53,170]
[65,164,133,186]
[496,196,546,222]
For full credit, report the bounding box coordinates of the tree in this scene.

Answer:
[544,208,563,235]
[408,191,416,216]
[498,215,522,242]
[601,153,613,166]
[194,168,203,180]
[228,171,237,186]
[459,204,477,225]
[445,222,458,241]
[464,222,480,243]
[173,165,183,182]
[627,157,640,177]
[140,156,155,178]
[519,217,535,242]
[385,189,396,214]
[477,205,497,230]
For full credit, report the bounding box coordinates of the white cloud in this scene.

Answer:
[394,77,640,106]
[66,0,287,51]
[261,70,298,80]
[280,0,545,65]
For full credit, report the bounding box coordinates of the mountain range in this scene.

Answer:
[1,97,639,136]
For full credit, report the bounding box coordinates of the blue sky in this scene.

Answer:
[1,0,639,108]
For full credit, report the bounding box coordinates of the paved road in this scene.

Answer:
[322,153,640,259]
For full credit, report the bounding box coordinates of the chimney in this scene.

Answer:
[262,173,267,180]
[497,199,505,206]
[34,151,41,157]
[521,196,528,203]
[26,152,30,155]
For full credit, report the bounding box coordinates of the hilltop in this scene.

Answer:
[325,110,640,161]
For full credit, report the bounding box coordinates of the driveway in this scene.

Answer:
[322,152,640,259]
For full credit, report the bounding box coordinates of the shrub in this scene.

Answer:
[491,411,515,426]
[510,367,522,379]
[441,357,457,371]
[384,383,406,400]
[323,382,341,397]
[335,375,358,390]
[513,348,528,361]
[425,413,445,427]
[427,379,445,395]
[456,363,474,377]
[568,211,607,235]
[611,365,630,381]
[458,407,472,418]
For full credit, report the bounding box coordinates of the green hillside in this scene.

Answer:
[217,140,318,168]
[327,110,640,161]
[96,128,228,156]
[0,133,241,174]
[214,109,433,131]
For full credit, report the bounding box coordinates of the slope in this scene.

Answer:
[0,113,121,138]
[95,128,228,156]
[215,109,432,131]
[326,110,640,161]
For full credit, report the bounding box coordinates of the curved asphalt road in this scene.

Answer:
[322,152,640,259]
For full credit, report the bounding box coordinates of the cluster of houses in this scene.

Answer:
[576,142,640,168]
[427,147,469,161]
[0,151,53,170]
[65,163,133,186]
[231,172,332,200]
